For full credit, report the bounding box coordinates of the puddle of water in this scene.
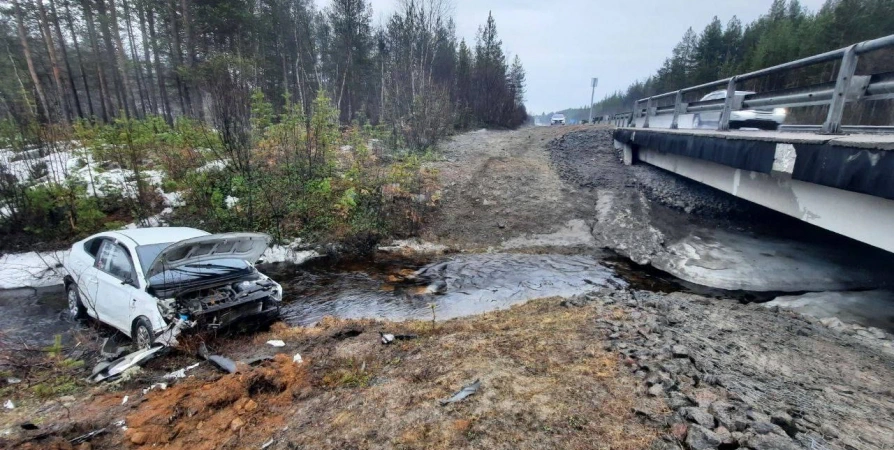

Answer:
[274,253,623,325]
[0,286,74,345]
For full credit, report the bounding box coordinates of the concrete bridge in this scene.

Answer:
[608,34,894,253]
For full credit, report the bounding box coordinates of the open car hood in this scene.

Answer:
[145,232,271,280]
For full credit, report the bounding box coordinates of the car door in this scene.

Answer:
[93,240,142,334]
[73,238,106,317]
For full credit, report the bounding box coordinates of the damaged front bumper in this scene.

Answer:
[157,277,283,330]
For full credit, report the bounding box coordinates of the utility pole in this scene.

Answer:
[588,77,598,124]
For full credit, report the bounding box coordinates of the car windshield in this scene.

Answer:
[146,258,251,287]
[135,243,174,275]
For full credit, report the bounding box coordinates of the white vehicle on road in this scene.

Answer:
[692,90,787,130]
[551,114,566,125]
[63,228,283,348]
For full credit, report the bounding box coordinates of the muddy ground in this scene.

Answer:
[2,125,894,450]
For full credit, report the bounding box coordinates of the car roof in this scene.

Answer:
[111,227,210,246]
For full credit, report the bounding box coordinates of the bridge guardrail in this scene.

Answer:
[607,33,894,134]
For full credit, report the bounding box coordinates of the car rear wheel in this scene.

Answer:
[132,317,155,350]
[66,283,87,320]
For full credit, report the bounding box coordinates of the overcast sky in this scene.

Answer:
[353,0,828,114]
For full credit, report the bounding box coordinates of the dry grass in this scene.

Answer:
[251,296,660,449]
[9,297,661,449]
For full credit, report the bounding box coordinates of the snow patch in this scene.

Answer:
[0,250,69,289]
[261,241,320,265]
[162,191,185,207]
[378,239,449,255]
[197,159,228,173]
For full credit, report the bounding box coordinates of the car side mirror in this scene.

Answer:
[121,277,135,287]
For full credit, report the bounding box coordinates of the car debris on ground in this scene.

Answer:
[69,428,107,445]
[440,379,481,405]
[163,362,202,380]
[379,332,419,344]
[198,342,238,374]
[89,344,167,383]
[90,318,192,383]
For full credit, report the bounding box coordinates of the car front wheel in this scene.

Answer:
[66,283,87,320]
[132,317,155,350]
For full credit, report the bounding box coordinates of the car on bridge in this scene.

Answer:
[63,228,283,348]
[693,90,787,130]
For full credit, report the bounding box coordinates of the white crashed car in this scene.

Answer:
[62,227,283,348]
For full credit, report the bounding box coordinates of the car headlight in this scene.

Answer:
[773,108,787,115]
[271,284,283,301]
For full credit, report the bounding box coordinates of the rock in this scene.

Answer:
[866,327,887,339]
[855,329,878,339]
[648,384,665,396]
[686,424,722,450]
[680,407,715,428]
[671,422,688,441]
[751,422,786,436]
[746,410,771,423]
[770,410,793,428]
[230,417,245,431]
[709,402,747,432]
[819,423,839,438]
[714,425,734,444]
[688,389,718,408]
[745,433,801,450]
[671,345,689,358]
[667,392,692,409]
[129,431,148,445]
[496,222,506,229]
[244,399,258,412]
[648,439,679,450]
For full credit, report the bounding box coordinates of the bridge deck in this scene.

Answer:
[614,127,894,201]
[616,127,894,150]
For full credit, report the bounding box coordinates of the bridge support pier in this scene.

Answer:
[613,139,637,166]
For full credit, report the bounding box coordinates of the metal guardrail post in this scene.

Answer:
[643,97,652,128]
[822,45,858,134]
[670,90,683,129]
[718,77,738,131]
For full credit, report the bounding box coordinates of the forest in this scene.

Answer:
[0,0,528,133]
[566,0,894,123]
[0,0,528,251]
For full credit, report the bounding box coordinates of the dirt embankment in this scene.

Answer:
[422,126,600,251]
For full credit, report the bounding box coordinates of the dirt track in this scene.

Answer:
[422,126,599,250]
